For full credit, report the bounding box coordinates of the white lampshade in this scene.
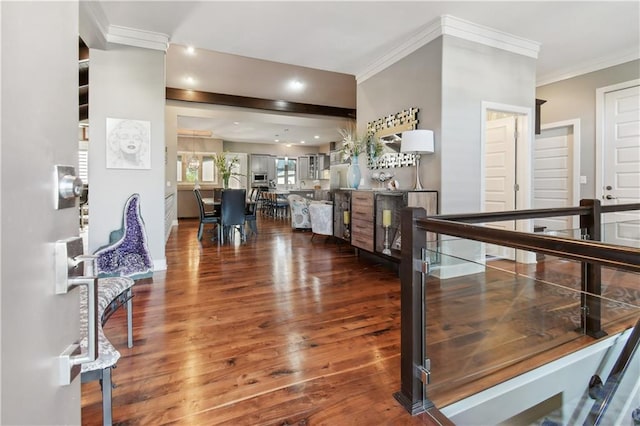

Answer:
[401,129,435,154]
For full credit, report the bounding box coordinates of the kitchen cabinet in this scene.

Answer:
[298,156,310,180]
[251,155,269,173]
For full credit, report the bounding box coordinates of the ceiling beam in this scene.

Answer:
[166,87,356,119]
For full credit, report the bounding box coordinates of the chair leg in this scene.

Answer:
[126,289,133,348]
[197,223,204,240]
[102,367,113,426]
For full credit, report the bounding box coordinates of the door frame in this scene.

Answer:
[538,118,581,229]
[595,78,640,201]
[481,102,535,263]
[480,102,534,228]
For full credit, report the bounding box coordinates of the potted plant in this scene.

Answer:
[214,152,242,188]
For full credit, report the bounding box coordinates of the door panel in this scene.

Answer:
[534,126,575,232]
[484,116,516,259]
[602,85,640,247]
[1,3,82,424]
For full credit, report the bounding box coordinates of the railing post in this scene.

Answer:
[395,207,432,414]
[579,199,606,338]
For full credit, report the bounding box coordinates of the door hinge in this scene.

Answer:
[514,183,520,191]
[417,359,431,384]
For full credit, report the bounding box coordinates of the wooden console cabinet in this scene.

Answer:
[332,189,438,261]
[350,191,375,252]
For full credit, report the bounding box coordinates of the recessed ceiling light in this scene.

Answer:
[233,121,240,125]
[289,80,304,91]
[286,144,292,147]
[185,76,195,85]
[274,139,280,142]
[314,135,320,139]
[186,46,195,55]
[300,141,305,144]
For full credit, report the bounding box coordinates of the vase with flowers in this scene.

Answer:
[214,152,242,189]
[339,128,370,189]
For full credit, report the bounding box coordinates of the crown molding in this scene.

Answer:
[356,19,443,83]
[79,0,108,49]
[536,48,640,87]
[106,25,169,52]
[357,14,540,84]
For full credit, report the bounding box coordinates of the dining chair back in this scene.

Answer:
[194,189,219,241]
[220,189,247,243]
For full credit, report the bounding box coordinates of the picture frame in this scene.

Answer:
[106,118,151,169]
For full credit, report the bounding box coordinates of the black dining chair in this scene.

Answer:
[245,188,259,237]
[220,189,247,244]
[194,188,219,241]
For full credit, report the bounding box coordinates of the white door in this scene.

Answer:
[484,116,517,259]
[601,84,640,247]
[534,124,577,232]
[1,3,82,424]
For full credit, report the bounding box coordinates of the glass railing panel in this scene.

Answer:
[423,245,597,407]
[602,218,640,248]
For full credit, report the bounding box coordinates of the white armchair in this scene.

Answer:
[309,201,334,241]
[287,194,312,230]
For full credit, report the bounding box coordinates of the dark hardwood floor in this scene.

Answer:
[81,215,449,425]
[81,214,638,425]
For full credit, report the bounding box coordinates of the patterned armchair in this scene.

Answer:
[287,194,312,230]
[309,201,334,240]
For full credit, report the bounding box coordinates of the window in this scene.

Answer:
[177,151,219,185]
[276,157,297,186]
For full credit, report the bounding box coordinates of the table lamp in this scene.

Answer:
[401,129,434,190]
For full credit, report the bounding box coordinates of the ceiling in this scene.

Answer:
[96,1,640,146]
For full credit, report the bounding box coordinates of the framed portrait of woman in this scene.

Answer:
[106,118,151,169]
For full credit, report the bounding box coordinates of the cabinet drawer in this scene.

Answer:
[352,232,373,251]
[351,191,373,206]
[351,219,373,252]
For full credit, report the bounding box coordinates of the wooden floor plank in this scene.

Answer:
[81,215,638,425]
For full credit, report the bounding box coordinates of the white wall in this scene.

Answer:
[88,44,166,270]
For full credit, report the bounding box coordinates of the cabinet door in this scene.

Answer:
[298,156,309,180]
[351,191,374,252]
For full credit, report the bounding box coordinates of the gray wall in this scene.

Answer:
[440,35,536,214]
[89,45,166,269]
[357,38,443,192]
[357,35,537,214]
[536,60,640,199]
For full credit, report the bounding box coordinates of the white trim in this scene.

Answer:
[172,220,179,227]
[481,102,535,264]
[357,15,540,83]
[356,18,443,83]
[539,119,582,229]
[79,0,109,49]
[595,79,640,202]
[106,25,169,52]
[153,258,167,272]
[441,15,540,59]
[537,48,640,87]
